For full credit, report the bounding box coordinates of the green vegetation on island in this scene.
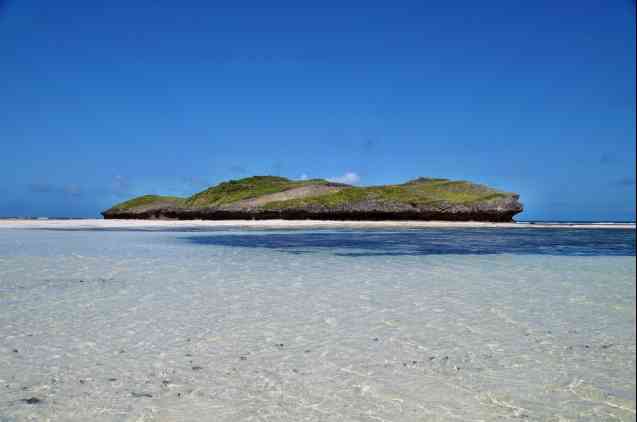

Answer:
[185,176,333,207]
[102,175,523,222]
[107,195,184,211]
[262,178,510,210]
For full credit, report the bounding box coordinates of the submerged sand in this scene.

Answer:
[1,228,635,421]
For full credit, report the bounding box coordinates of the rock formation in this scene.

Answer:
[102,176,523,222]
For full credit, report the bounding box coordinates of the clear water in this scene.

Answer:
[0,228,635,421]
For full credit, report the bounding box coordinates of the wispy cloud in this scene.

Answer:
[28,183,56,193]
[328,172,361,185]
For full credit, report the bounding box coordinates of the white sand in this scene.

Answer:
[0,218,634,230]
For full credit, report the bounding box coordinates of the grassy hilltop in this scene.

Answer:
[185,176,334,207]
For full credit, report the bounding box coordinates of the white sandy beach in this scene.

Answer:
[0,218,634,230]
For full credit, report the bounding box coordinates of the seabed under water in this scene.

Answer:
[0,227,635,421]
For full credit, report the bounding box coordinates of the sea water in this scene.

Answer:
[0,228,635,421]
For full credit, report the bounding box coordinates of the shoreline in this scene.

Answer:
[0,218,635,230]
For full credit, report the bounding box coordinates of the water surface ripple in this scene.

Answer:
[0,228,635,421]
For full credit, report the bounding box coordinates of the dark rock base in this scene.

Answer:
[103,210,519,223]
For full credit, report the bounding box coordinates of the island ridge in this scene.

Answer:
[102,176,523,222]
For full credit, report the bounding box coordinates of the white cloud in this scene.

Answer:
[328,172,360,185]
[299,173,309,181]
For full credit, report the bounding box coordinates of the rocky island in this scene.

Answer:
[102,176,523,222]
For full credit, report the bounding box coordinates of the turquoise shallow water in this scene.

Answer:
[0,228,635,421]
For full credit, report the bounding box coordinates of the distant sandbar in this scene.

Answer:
[0,219,634,230]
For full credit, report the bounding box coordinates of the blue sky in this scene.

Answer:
[1,1,635,220]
